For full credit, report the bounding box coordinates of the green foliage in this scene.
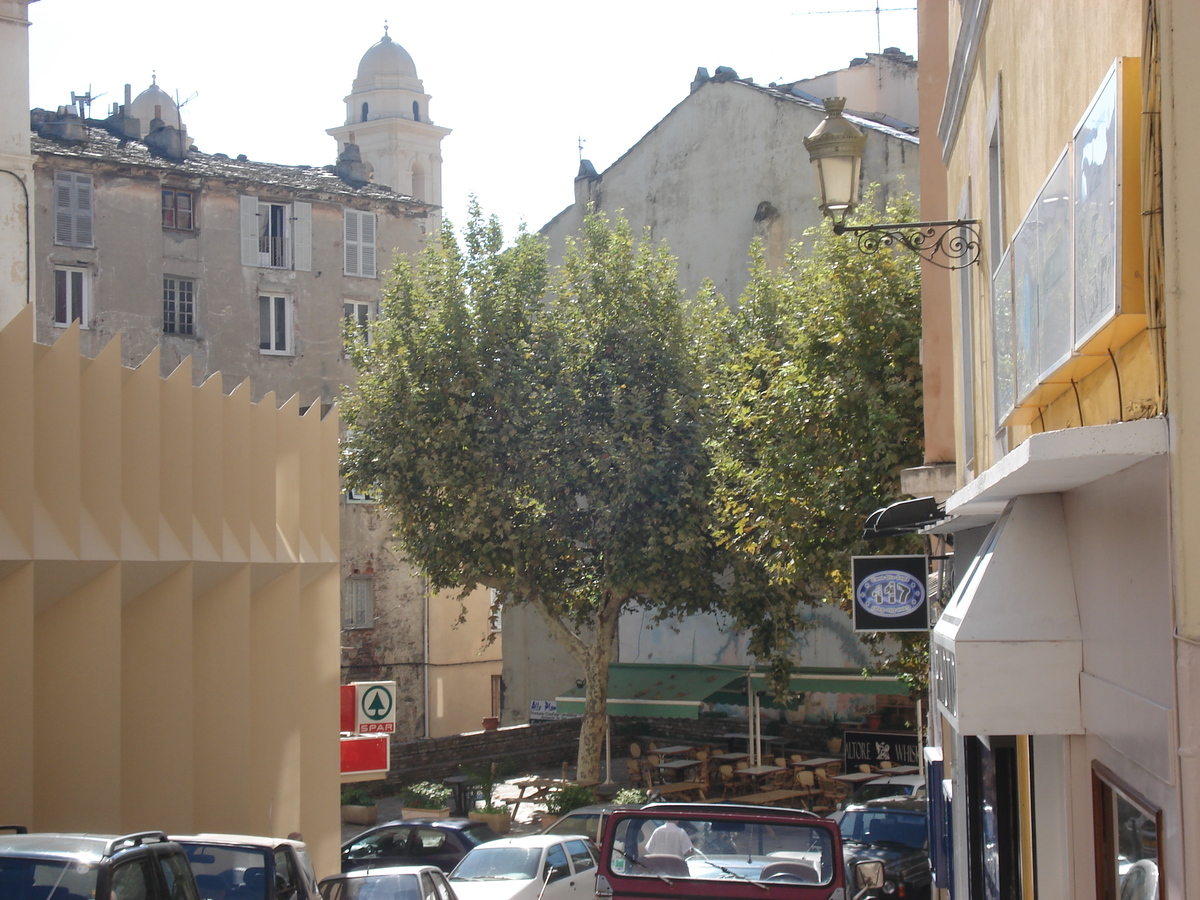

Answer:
[340,787,376,807]
[613,787,649,804]
[402,782,452,810]
[695,189,928,695]
[546,783,597,816]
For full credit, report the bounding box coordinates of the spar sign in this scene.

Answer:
[851,555,929,632]
[341,681,397,734]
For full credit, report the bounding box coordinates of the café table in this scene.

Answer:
[655,758,703,782]
[653,745,697,758]
[792,756,842,769]
[832,771,885,785]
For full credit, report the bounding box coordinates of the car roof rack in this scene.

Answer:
[105,832,171,857]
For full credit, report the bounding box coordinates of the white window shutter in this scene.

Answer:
[73,174,94,247]
[344,210,360,276]
[54,172,74,244]
[240,195,259,266]
[361,212,377,278]
[292,201,312,271]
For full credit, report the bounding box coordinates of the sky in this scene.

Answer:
[26,0,917,238]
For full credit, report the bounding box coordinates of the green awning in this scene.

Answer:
[554,662,909,718]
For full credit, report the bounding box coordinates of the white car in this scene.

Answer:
[449,834,598,900]
[318,864,459,900]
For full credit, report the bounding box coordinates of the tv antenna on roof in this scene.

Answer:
[578,136,586,161]
[795,1,916,57]
[70,87,105,119]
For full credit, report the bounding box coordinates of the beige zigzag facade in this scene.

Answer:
[0,305,342,870]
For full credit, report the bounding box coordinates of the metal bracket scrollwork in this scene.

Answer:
[832,219,982,270]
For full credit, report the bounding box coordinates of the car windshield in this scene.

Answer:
[178,844,272,900]
[0,857,100,900]
[335,875,420,900]
[606,813,836,886]
[838,811,927,850]
[451,847,542,881]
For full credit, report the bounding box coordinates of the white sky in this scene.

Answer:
[27,0,917,237]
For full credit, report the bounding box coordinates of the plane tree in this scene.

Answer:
[340,206,794,780]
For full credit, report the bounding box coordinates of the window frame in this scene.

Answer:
[343,299,375,354]
[258,293,293,355]
[53,265,90,327]
[161,188,196,231]
[343,575,375,630]
[1092,762,1163,900]
[163,276,196,336]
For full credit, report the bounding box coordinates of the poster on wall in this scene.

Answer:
[843,729,921,769]
[851,555,929,632]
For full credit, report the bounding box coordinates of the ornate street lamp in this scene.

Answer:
[804,97,982,270]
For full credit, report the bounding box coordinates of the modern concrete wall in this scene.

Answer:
[0,305,341,873]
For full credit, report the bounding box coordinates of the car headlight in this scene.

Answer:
[882,879,898,894]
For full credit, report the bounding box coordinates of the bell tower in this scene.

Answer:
[327,26,451,206]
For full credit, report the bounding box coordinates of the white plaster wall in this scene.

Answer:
[541,78,919,304]
[794,56,920,126]
[0,0,35,330]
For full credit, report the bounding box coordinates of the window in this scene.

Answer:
[343,576,374,629]
[163,277,195,335]
[240,196,311,271]
[1093,764,1161,900]
[344,209,377,277]
[343,300,374,350]
[488,589,503,633]
[162,188,195,230]
[54,171,93,247]
[259,294,292,354]
[53,265,90,327]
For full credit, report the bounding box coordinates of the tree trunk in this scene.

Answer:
[529,591,622,784]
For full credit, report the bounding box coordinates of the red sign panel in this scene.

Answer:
[340,733,389,776]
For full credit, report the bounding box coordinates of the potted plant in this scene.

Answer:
[464,762,513,833]
[340,787,378,826]
[400,782,452,819]
[825,714,845,755]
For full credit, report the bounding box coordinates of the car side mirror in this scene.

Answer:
[851,859,885,898]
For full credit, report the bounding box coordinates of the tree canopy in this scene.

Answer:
[342,195,928,779]
[342,205,741,779]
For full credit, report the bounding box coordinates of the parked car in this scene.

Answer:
[538,804,642,844]
[318,865,459,900]
[842,774,926,808]
[836,797,932,899]
[595,802,847,898]
[172,834,320,900]
[341,820,501,874]
[449,834,598,900]
[0,831,200,900]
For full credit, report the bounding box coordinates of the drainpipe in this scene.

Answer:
[422,576,430,738]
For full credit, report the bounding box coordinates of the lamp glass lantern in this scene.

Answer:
[804,97,867,223]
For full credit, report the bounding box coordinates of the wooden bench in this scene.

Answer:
[651,781,708,801]
[739,789,810,807]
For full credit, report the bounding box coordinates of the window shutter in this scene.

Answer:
[55,173,74,244]
[292,201,312,271]
[54,172,93,246]
[73,174,94,247]
[344,210,360,276]
[240,196,259,266]
[361,212,376,278]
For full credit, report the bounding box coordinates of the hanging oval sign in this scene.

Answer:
[855,569,926,617]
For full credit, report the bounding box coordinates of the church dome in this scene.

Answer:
[356,30,418,84]
[129,79,178,127]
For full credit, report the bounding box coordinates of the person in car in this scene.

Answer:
[644,821,694,859]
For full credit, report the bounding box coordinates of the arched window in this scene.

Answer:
[361,102,369,122]
[411,161,426,201]
[412,101,421,122]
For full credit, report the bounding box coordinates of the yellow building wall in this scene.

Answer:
[426,584,502,737]
[945,0,1148,474]
[0,306,342,876]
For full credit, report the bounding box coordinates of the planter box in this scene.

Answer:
[468,810,512,833]
[341,805,378,826]
[402,807,450,820]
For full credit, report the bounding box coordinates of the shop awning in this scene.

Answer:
[933,493,1084,735]
[554,662,910,718]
